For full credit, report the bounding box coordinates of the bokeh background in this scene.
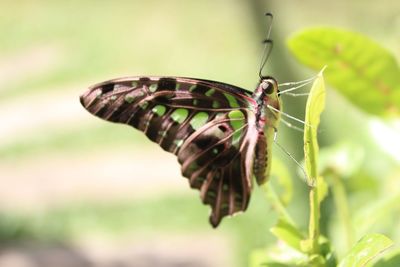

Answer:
[1,1,399,267]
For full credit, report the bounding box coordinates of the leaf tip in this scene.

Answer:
[319,65,328,75]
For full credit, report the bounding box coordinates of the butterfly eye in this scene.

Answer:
[218,125,228,132]
[261,81,274,94]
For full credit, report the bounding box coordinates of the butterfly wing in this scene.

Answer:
[80,76,260,227]
[177,109,259,227]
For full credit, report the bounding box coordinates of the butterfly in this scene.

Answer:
[79,14,281,228]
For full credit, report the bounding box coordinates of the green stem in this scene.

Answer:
[309,179,320,254]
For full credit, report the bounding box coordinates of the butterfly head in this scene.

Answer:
[254,76,280,105]
[260,76,278,95]
[252,76,282,127]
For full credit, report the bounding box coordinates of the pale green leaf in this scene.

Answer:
[300,238,313,254]
[308,254,326,266]
[339,233,393,267]
[304,68,326,185]
[288,27,400,117]
[249,243,307,267]
[353,193,400,236]
[249,249,270,267]
[270,218,305,251]
[372,248,400,267]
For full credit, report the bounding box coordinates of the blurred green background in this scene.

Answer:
[0,1,399,267]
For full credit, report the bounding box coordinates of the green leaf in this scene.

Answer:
[372,248,400,267]
[300,236,337,266]
[288,27,400,117]
[270,218,305,251]
[353,192,400,236]
[308,254,326,267]
[339,233,393,267]
[304,68,326,185]
[249,244,308,267]
[303,68,326,255]
[249,249,270,267]
[318,237,338,267]
[249,249,293,267]
[300,238,314,254]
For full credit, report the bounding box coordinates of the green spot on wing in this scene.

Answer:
[231,131,243,145]
[174,139,184,148]
[205,88,215,96]
[149,84,157,92]
[139,101,149,109]
[224,93,240,108]
[110,95,117,101]
[228,110,245,145]
[158,130,167,138]
[124,95,135,103]
[152,105,166,116]
[190,112,209,130]
[170,108,189,123]
[212,101,220,108]
[187,162,199,173]
[131,81,138,87]
[228,110,245,130]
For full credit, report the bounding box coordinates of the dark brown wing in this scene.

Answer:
[177,110,259,227]
[80,76,259,227]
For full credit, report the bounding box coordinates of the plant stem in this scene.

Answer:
[308,179,320,254]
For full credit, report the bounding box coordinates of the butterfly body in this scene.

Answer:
[80,75,281,227]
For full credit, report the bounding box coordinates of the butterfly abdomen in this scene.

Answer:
[253,132,268,184]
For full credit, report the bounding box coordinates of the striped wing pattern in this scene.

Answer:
[80,76,261,227]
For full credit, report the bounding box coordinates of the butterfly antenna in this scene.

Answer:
[259,12,274,79]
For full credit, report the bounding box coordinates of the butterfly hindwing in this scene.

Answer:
[177,109,259,226]
[80,76,259,226]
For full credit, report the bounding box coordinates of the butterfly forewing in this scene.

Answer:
[80,76,260,227]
